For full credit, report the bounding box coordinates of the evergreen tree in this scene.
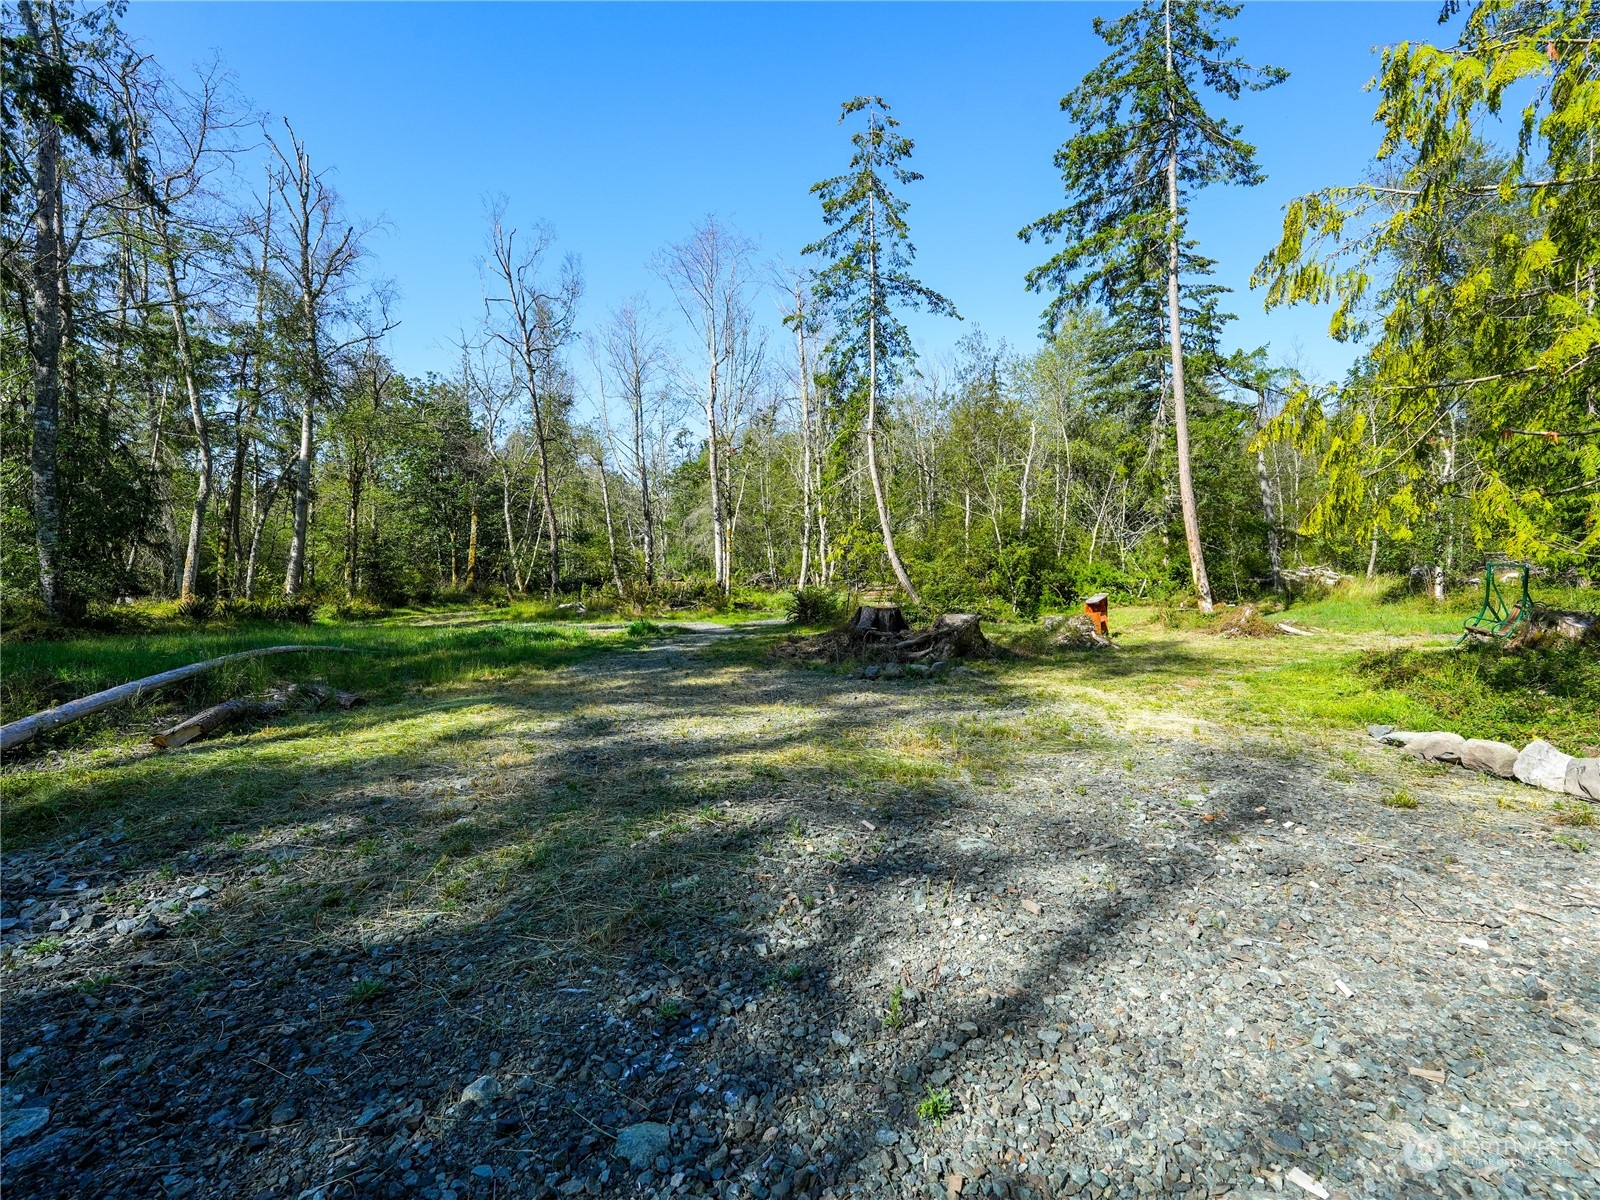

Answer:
[1255,0,1599,566]
[1020,0,1285,611]
[805,95,959,606]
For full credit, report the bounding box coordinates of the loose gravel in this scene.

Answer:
[2,628,1597,1200]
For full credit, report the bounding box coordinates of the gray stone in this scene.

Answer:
[1459,739,1520,778]
[0,1106,49,1149]
[615,1121,671,1169]
[1563,757,1600,801]
[269,1101,299,1125]
[875,1129,899,1146]
[1401,731,1468,763]
[461,1075,500,1105]
[1367,725,1395,739]
[1514,740,1573,792]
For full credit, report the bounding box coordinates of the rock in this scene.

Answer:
[615,1121,671,1169]
[1366,725,1395,739]
[461,1075,501,1105]
[1,1106,49,1149]
[1514,740,1574,792]
[1563,758,1600,801]
[1401,1131,1448,1173]
[875,1129,899,1146]
[1379,730,1424,747]
[1398,731,1467,763]
[2,1126,80,1172]
[268,1101,299,1125]
[1459,739,1520,777]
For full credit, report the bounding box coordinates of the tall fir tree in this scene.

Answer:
[1020,0,1285,611]
[805,95,959,606]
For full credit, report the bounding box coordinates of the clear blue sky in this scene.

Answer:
[123,1,1449,390]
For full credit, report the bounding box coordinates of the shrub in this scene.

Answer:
[788,586,847,626]
[176,595,215,622]
[329,597,388,622]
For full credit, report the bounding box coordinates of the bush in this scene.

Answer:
[787,586,848,626]
[215,596,316,625]
[327,597,389,622]
[176,595,216,622]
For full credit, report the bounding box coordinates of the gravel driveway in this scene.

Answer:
[2,626,1596,1199]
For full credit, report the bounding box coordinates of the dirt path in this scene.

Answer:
[2,624,1596,1199]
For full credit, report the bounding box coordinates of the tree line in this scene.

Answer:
[4,0,1593,623]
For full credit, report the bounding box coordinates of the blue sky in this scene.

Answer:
[123,2,1450,390]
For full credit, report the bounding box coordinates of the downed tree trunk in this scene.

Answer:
[153,698,286,749]
[0,645,355,754]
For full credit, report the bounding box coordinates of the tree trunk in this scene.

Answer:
[595,449,625,594]
[796,316,815,589]
[465,497,479,590]
[500,465,523,592]
[1252,387,1283,591]
[864,186,921,606]
[1165,0,1214,613]
[345,461,365,598]
[1019,419,1037,534]
[632,370,655,587]
[284,387,314,596]
[243,457,294,601]
[24,0,65,616]
[158,228,212,602]
[705,354,727,593]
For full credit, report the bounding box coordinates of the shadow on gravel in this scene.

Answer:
[0,637,1561,1200]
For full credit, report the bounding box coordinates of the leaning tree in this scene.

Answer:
[805,95,959,606]
[1020,0,1285,612]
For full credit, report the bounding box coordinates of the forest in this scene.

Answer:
[2,4,1598,1200]
[5,0,1591,626]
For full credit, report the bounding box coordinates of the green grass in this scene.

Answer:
[0,620,630,849]
[347,978,388,1004]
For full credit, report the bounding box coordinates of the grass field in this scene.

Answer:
[2,578,1596,860]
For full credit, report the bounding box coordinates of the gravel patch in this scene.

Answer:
[2,632,1596,1199]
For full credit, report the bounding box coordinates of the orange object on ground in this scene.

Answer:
[1083,592,1110,636]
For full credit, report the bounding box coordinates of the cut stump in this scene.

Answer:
[850,605,909,637]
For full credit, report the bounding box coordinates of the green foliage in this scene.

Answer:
[1255,0,1599,564]
[787,587,848,626]
[347,978,387,1004]
[1356,639,1600,750]
[1019,0,1285,354]
[917,1086,956,1126]
[805,96,959,392]
[881,983,906,1030]
[1382,788,1419,810]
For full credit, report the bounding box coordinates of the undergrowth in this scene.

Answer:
[1356,641,1600,751]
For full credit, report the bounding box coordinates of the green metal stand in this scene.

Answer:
[1458,559,1534,646]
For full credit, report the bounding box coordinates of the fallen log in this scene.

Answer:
[152,698,286,749]
[0,645,355,754]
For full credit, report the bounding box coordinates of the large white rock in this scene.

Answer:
[1513,739,1574,792]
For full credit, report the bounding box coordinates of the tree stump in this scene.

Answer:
[893,613,989,660]
[849,605,909,636]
